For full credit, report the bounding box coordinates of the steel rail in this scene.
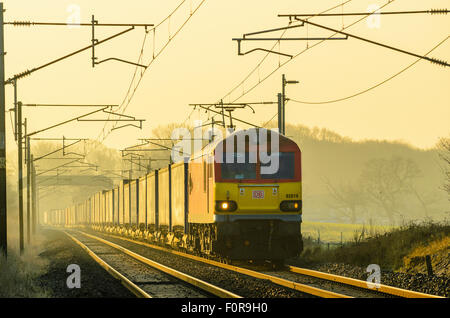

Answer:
[287,266,443,298]
[77,231,242,298]
[95,230,443,299]
[64,231,151,298]
[89,231,350,298]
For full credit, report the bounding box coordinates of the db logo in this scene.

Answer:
[252,190,264,199]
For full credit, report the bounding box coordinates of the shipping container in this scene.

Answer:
[105,190,113,224]
[171,162,188,234]
[146,171,158,231]
[96,192,101,225]
[113,187,119,225]
[88,197,93,225]
[158,167,170,232]
[124,182,130,225]
[130,180,138,226]
[138,176,146,227]
[119,181,124,225]
[100,191,105,225]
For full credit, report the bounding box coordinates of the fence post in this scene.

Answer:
[425,255,433,276]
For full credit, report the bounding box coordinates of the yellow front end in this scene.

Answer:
[212,181,303,260]
[214,181,302,215]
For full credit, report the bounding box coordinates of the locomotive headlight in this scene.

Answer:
[216,200,237,212]
[280,200,302,212]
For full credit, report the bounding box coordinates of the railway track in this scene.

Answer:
[64,230,241,298]
[69,229,347,298]
[285,266,443,298]
[67,228,443,298]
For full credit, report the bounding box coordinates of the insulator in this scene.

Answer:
[429,9,448,15]
[430,58,448,67]
[16,69,32,79]
[12,21,32,26]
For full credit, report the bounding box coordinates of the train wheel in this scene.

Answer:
[269,259,285,270]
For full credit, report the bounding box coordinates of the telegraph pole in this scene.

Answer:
[26,136,31,243]
[280,74,299,135]
[281,74,286,135]
[31,154,36,235]
[16,97,24,254]
[277,93,283,134]
[0,2,7,257]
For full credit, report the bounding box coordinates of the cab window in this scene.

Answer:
[260,152,295,179]
[221,152,256,180]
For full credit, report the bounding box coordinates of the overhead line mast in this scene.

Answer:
[0,2,6,257]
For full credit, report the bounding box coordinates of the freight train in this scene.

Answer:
[45,128,303,262]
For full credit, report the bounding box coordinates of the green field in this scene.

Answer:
[302,221,395,243]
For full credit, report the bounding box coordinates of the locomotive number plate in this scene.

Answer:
[252,190,265,199]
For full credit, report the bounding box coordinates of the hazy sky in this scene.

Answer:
[3,0,449,151]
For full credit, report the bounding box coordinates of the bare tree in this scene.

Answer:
[150,123,197,164]
[359,157,421,224]
[437,136,450,199]
[323,178,366,224]
[407,185,441,219]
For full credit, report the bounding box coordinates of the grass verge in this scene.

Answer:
[299,221,450,273]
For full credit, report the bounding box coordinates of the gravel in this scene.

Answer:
[35,229,134,298]
[259,270,394,298]
[76,229,314,298]
[70,233,210,298]
[297,262,449,298]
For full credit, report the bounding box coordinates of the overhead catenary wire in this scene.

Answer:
[200,0,397,131]
[77,1,207,179]
[8,110,17,146]
[223,0,399,105]
[210,0,395,129]
[87,1,187,143]
[218,0,354,104]
[295,17,449,67]
[188,0,355,129]
[289,36,450,105]
[229,0,399,128]
[79,0,206,171]
[98,0,188,134]
[5,27,135,84]
[114,0,206,118]
[96,0,205,143]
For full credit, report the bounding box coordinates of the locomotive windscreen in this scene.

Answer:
[220,152,256,180]
[261,152,296,179]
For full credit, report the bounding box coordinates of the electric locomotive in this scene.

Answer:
[187,128,303,261]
